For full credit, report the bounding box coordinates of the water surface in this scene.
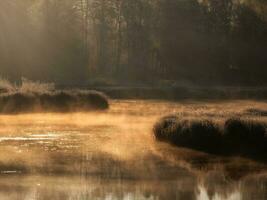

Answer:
[0,100,266,200]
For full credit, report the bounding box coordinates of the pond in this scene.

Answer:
[0,100,266,200]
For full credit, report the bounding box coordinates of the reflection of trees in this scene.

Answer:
[155,140,267,199]
[241,174,267,200]
[0,172,265,200]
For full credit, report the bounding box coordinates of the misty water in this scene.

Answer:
[0,100,266,200]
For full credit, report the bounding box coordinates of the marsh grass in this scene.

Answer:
[245,108,267,116]
[0,77,54,94]
[93,86,267,100]
[0,78,109,113]
[224,118,266,156]
[20,77,55,93]
[0,90,109,113]
[0,78,15,93]
[154,116,222,154]
[154,116,267,160]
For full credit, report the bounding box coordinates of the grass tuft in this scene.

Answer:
[20,77,55,93]
[154,116,222,153]
[154,116,267,160]
[224,118,266,155]
[0,90,109,113]
[0,78,15,93]
[245,108,267,116]
[0,78,109,113]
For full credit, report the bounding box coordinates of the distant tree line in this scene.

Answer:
[0,0,267,85]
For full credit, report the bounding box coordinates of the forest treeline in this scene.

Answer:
[0,0,267,85]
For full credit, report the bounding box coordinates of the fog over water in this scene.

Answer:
[0,100,266,200]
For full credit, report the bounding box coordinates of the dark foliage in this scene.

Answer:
[224,118,266,156]
[0,93,37,113]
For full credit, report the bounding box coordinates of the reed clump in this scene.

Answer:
[0,78,109,113]
[154,116,267,160]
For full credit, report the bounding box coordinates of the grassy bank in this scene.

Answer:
[154,116,267,160]
[0,78,109,113]
[81,86,267,100]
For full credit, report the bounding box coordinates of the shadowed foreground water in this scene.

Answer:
[0,100,266,200]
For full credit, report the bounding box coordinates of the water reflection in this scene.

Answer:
[0,173,265,200]
[0,100,265,199]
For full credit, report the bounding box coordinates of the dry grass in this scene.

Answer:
[154,116,267,160]
[224,118,266,156]
[0,90,109,113]
[0,78,15,93]
[153,116,222,153]
[0,77,55,94]
[19,77,55,93]
[0,78,109,113]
